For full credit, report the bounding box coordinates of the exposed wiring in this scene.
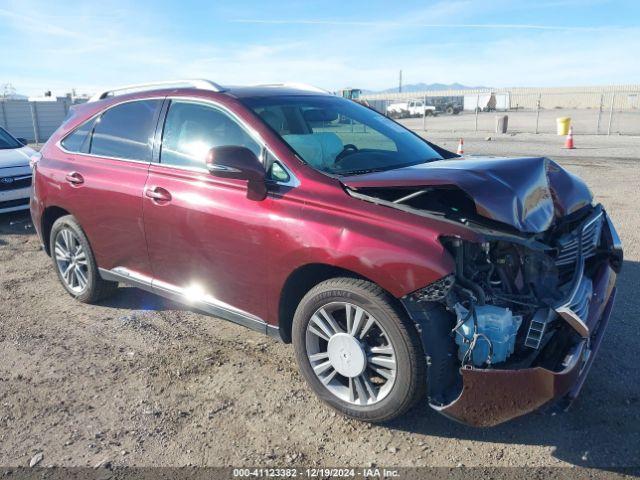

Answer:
[451,298,474,334]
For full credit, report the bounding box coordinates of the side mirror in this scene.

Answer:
[17,138,28,146]
[206,146,267,201]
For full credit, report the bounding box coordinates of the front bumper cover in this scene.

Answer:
[434,285,616,427]
[406,207,622,427]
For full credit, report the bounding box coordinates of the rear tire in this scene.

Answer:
[50,215,118,303]
[292,277,426,423]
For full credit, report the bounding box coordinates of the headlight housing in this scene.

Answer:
[406,274,455,302]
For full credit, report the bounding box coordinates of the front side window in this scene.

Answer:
[160,101,260,168]
[90,100,160,161]
[241,95,443,176]
[0,127,22,150]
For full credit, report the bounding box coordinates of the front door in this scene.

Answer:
[143,99,271,325]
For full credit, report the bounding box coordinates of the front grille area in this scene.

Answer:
[0,197,30,209]
[568,276,593,320]
[0,175,32,191]
[555,212,603,266]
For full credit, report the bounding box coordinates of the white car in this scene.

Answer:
[386,100,436,118]
[0,127,35,214]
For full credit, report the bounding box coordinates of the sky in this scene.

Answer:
[1,0,639,97]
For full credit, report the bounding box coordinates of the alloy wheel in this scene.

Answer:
[305,302,397,406]
[53,228,89,293]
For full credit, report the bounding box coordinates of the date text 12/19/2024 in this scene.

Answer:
[233,468,401,478]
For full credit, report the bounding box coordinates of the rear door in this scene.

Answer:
[142,99,271,324]
[55,99,162,277]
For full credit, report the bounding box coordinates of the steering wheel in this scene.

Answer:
[335,144,359,163]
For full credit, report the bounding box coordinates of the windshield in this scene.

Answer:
[240,95,443,175]
[0,127,22,150]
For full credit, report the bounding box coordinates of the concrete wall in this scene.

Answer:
[0,99,71,143]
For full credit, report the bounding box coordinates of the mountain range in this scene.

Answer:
[364,83,487,94]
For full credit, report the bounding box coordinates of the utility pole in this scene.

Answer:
[398,70,402,93]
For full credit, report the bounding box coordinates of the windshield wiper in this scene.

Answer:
[337,167,388,176]
[336,156,444,176]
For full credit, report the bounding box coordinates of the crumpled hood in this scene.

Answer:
[0,146,35,169]
[341,156,593,233]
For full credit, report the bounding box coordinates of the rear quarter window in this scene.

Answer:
[90,100,161,161]
[60,117,97,153]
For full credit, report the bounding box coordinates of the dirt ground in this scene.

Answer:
[1,132,639,472]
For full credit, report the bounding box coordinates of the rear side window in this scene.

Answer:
[160,101,260,168]
[90,100,160,161]
[60,117,97,153]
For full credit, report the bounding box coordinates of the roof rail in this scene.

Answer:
[88,79,225,103]
[257,83,329,94]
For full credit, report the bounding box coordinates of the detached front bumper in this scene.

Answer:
[413,207,622,427]
[435,284,616,427]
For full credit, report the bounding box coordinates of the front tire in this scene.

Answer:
[50,215,118,303]
[292,278,426,423]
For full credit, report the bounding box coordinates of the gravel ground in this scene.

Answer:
[1,133,639,473]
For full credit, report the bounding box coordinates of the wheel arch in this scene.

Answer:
[277,263,405,343]
[41,206,71,255]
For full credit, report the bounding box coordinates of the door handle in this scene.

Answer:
[65,171,84,185]
[145,186,172,202]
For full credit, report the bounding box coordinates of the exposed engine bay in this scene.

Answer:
[347,180,623,413]
[443,233,581,365]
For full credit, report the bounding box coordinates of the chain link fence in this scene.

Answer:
[363,87,640,136]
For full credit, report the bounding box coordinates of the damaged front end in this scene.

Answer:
[406,205,621,427]
[344,160,623,427]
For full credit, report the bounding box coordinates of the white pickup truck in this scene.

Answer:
[386,99,437,118]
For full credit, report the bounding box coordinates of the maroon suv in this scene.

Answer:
[30,80,622,426]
